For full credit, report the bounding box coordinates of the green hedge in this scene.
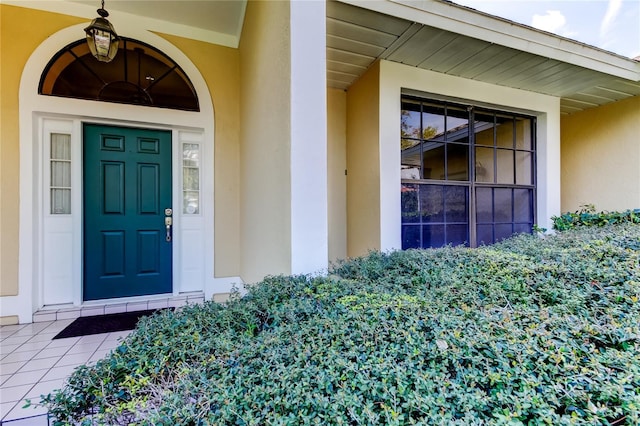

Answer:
[40,224,640,425]
[552,205,640,231]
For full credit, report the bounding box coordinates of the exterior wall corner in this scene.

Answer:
[346,61,382,258]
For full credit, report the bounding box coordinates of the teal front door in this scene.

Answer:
[83,124,172,301]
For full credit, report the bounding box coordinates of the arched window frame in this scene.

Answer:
[39,37,199,111]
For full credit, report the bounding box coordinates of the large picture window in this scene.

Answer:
[401,97,536,249]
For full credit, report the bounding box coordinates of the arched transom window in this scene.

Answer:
[39,38,199,111]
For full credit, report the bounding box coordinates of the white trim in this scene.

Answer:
[290,0,329,275]
[41,119,76,307]
[175,130,210,296]
[3,24,218,323]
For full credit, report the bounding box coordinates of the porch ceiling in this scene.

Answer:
[4,0,248,48]
[327,0,640,115]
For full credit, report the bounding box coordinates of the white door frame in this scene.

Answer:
[5,24,216,323]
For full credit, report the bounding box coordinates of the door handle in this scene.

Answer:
[165,216,173,242]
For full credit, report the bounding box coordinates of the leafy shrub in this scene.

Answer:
[42,224,640,425]
[552,204,640,231]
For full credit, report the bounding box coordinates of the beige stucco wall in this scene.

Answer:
[238,0,292,283]
[0,5,85,298]
[0,5,241,305]
[346,62,381,257]
[327,88,347,263]
[561,95,640,212]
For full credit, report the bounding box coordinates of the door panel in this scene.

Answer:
[84,124,172,301]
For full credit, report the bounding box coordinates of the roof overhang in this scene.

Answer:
[5,0,639,115]
[328,0,640,114]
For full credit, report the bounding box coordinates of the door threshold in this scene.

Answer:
[32,292,205,323]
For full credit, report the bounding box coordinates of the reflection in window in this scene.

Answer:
[40,38,199,111]
[183,144,200,214]
[476,187,533,245]
[516,117,532,149]
[495,114,515,148]
[473,110,534,186]
[51,133,72,214]
[401,100,469,182]
[402,183,469,248]
[401,96,536,248]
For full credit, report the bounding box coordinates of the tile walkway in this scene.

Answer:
[0,320,133,425]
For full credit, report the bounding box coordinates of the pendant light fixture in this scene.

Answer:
[84,0,119,63]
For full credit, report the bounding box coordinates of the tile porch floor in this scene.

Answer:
[0,293,205,424]
[0,320,130,425]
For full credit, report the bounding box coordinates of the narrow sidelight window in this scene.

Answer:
[182,143,200,214]
[50,133,72,214]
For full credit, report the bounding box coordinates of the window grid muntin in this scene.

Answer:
[50,133,72,214]
[182,143,200,215]
[401,181,470,249]
[401,96,536,248]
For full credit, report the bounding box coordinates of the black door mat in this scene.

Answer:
[53,309,169,339]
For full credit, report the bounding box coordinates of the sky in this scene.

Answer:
[452,0,640,59]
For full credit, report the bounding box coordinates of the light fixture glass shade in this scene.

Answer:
[84,12,119,62]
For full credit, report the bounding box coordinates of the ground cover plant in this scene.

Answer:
[42,223,640,425]
[552,204,640,231]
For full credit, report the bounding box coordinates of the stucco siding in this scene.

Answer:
[239,0,292,283]
[0,5,85,298]
[346,62,382,258]
[561,95,640,212]
[159,34,241,278]
[328,88,347,263]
